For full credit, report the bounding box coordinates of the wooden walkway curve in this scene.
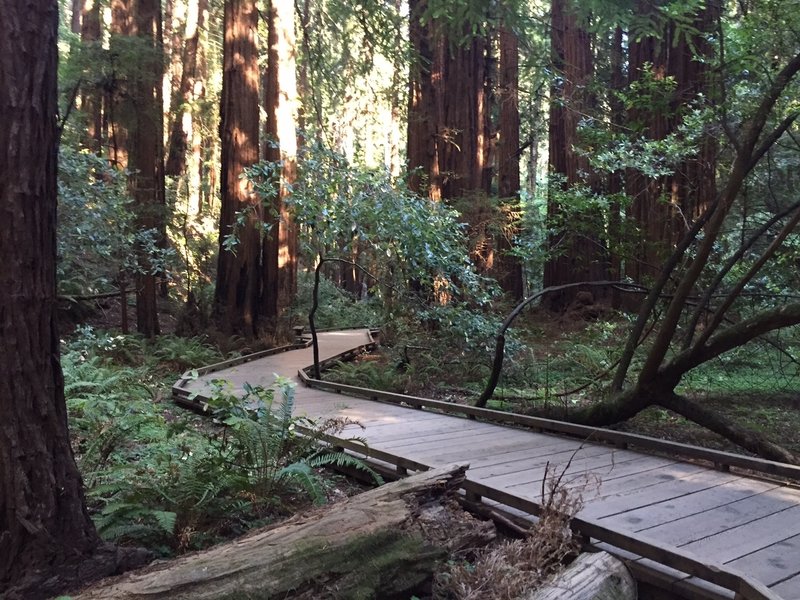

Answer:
[174,329,800,600]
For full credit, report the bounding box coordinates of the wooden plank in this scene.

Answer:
[467,443,622,480]
[681,504,800,563]
[385,430,538,460]
[770,572,800,598]
[484,450,658,491]
[643,488,800,548]
[726,532,800,587]
[577,461,710,499]
[598,477,780,532]
[580,470,744,520]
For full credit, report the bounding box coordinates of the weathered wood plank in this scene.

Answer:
[580,471,743,520]
[770,572,800,598]
[726,532,800,586]
[642,488,800,547]
[598,477,780,532]
[681,504,800,562]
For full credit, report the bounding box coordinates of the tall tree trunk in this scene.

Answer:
[262,0,299,325]
[109,0,133,168]
[0,1,146,594]
[164,0,206,177]
[80,0,103,154]
[543,0,608,310]
[128,0,164,336]
[624,0,719,286]
[406,0,440,199]
[214,0,261,335]
[495,25,523,300]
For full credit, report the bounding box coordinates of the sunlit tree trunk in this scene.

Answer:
[165,0,206,177]
[214,0,261,335]
[495,24,523,300]
[262,0,299,324]
[80,0,103,154]
[543,0,608,310]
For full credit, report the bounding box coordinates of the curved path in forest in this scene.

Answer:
[174,329,800,600]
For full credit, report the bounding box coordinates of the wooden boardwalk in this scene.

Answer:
[175,329,800,600]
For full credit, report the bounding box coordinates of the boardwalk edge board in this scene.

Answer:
[171,330,789,600]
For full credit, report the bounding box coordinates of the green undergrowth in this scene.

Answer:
[64,327,380,556]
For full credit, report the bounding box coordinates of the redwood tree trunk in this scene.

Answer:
[214,0,261,335]
[129,0,164,336]
[80,0,103,154]
[624,0,719,286]
[495,25,523,300]
[262,0,299,324]
[543,0,608,310]
[0,0,101,593]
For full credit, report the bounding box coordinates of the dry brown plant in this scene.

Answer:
[435,456,589,600]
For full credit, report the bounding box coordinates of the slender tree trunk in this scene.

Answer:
[164,0,206,176]
[109,0,133,168]
[262,0,299,325]
[0,1,147,594]
[80,0,103,154]
[214,0,261,335]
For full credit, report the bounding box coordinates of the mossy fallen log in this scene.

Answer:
[74,464,486,600]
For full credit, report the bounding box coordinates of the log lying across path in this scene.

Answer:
[74,464,490,600]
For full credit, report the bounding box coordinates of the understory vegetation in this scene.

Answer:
[63,326,378,556]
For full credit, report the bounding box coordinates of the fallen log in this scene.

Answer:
[527,551,637,600]
[74,464,489,600]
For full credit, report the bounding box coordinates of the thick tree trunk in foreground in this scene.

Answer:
[528,551,636,600]
[0,2,148,595]
[75,465,482,599]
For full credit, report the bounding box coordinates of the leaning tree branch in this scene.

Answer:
[683,199,800,349]
[612,199,718,391]
[747,111,800,173]
[475,281,646,408]
[694,204,800,349]
[309,255,385,379]
[658,393,799,464]
[638,52,800,384]
[662,302,800,380]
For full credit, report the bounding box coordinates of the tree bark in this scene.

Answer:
[128,0,164,337]
[213,0,261,336]
[495,24,524,300]
[543,0,608,310]
[262,0,299,325]
[74,465,475,600]
[80,0,103,154]
[0,2,148,595]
